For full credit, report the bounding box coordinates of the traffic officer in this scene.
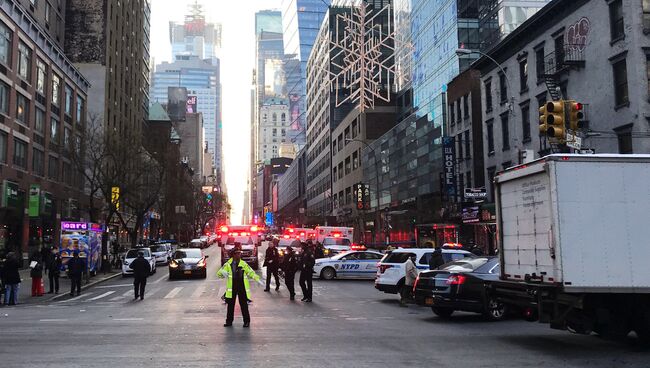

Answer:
[129,252,151,300]
[217,249,261,327]
[264,239,281,292]
[281,246,298,301]
[299,242,315,302]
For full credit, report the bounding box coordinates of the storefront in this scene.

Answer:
[0,180,26,263]
[462,203,497,255]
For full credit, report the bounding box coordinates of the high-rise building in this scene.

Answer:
[65,0,151,144]
[255,9,283,35]
[478,0,551,50]
[281,0,331,149]
[169,2,222,60]
[258,97,290,162]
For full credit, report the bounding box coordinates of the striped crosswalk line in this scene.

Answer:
[164,287,183,299]
[58,293,92,303]
[122,289,133,297]
[87,291,115,301]
[109,296,124,301]
[191,285,205,298]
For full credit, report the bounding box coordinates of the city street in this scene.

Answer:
[0,244,648,368]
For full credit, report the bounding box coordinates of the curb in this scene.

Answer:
[48,272,123,302]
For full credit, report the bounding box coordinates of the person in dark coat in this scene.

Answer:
[47,250,62,294]
[129,252,151,300]
[281,246,298,300]
[67,252,85,297]
[429,245,445,270]
[263,239,280,292]
[2,252,21,305]
[299,243,315,302]
[30,253,45,297]
[314,242,325,259]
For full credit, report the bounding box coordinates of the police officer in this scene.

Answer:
[299,242,315,302]
[67,252,85,297]
[263,239,280,292]
[129,252,151,300]
[281,246,297,301]
[217,249,261,327]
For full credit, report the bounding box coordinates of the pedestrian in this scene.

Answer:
[299,242,315,302]
[429,245,445,270]
[30,253,45,297]
[401,254,418,307]
[281,246,298,301]
[47,249,62,294]
[314,242,325,259]
[67,251,85,297]
[129,251,151,300]
[2,252,21,305]
[0,251,6,305]
[263,239,280,292]
[217,249,261,328]
[40,245,51,270]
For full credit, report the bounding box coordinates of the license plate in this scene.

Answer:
[425,297,434,306]
[184,271,192,275]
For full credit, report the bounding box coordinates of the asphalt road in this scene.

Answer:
[0,243,648,368]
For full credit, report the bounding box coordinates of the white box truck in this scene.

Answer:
[491,154,650,340]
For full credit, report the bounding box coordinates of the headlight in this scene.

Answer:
[169,261,178,268]
[123,260,129,266]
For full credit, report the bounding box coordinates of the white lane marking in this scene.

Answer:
[109,296,124,301]
[40,319,69,322]
[95,284,132,289]
[58,293,92,303]
[164,287,183,299]
[112,318,144,321]
[191,285,206,298]
[145,288,160,298]
[122,289,133,297]
[86,291,116,301]
[152,273,169,284]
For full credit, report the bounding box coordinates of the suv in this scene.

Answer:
[375,248,473,294]
[121,248,156,276]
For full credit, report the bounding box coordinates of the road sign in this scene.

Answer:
[464,188,487,199]
[565,133,582,150]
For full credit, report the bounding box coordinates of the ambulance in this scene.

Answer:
[315,226,355,255]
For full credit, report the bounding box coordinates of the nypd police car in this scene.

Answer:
[314,251,384,280]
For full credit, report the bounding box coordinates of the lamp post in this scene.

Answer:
[346,138,381,245]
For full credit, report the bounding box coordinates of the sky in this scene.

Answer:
[150,0,282,224]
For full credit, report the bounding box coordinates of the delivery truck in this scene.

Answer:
[491,154,650,340]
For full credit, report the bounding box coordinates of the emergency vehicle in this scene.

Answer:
[315,226,353,243]
[217,225,262,269]
[314,250,383,280]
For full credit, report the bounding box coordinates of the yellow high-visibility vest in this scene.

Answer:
[216,258,260,299]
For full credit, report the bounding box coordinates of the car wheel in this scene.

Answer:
[320,267,336,280]
[483,295,508,321]
[432,307,454,318]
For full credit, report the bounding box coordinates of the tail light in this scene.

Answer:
[378,264,393,273]
[283,235,290,239]
[220,226,229,233]
[446,275,466,285]
[250,225,258,232]
[413,275,420,292]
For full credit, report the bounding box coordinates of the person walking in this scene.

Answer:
[67,251,85,297]
[299,243,315,302]
[217,249,261,328]
[129,252,151,300]
[47,250,62,294]
[0,251,6,305]
[429,245,445,270]
[2,252,21,305]
[30,253,45,297]
[401,254,418,307]
[281,246,298,301]
[263,239,280,292]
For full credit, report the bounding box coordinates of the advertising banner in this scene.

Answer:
[186,95,198,113]
[167,87,188,121]
[28,184,40,217]
[1,180,19,209]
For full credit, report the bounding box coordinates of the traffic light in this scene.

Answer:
[568,101,585,131]
[205,193,213,206]
[539,104,549,136]
[545,100,565,139]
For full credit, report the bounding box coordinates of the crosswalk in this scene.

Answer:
[54,283,231,304]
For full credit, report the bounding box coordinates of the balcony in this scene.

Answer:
[541,44,586,77]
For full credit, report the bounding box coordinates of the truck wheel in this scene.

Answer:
[483,296,508,321]
[432,307,454,318]
[321,267,336,280]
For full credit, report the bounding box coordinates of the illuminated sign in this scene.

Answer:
[62,222,88,231]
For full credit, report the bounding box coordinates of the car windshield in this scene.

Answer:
[441,257,491,272]
[173,249,202,259]
[323,238,351,246]
[150,245,165,252]
[126,249,149,258]
[382,252,415,264]
[226,236,253,245]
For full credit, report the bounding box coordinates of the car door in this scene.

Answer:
[337,252,361,278]
[357,252,382,279]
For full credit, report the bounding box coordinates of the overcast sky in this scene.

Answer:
[150,0,282,224]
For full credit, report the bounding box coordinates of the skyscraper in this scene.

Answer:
[169,1,222,60]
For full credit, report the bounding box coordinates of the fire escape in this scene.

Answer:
[540,44,586,101]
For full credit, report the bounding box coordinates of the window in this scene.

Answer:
[644,0,650,31]
[466,170,472,189]
[464,130,470,158]
[0,82,8,114]
[484,80,492,112]
[332,139,337,153]
[344,157,351,175]
[272,128,277,137]
[449,103,455,125]
[45,2,50,23]
[281,113,286,122]
[272,113,277,122]
[76,97,84,123]
[499,72,507,103]
[351,120,358,138]
[51,117,59,144]
[615,125,633,154]
[35,108,45,134]
[51,74,60,105]
[519,59,528,91]
[332,167,337,183]
[16,93,29,124]
[609,0,624,41]
[48,155,58,179]
[463,94,469,119]
[13,138,27,169]
[338,163,343,179]
[457,135,463,160]
[521,104,531,142]
[487,166,497,200]
[352,150,359,170]
[64,126,71,150]
[0,131,6,163]
[501,114,510,151]
[64,85,73,115]
[36,59,46,95]
[32,148,44,176]
[486,119,494,154]
[17,42,31,82]
[612,58,629,107]
[0,22,11,66]
[456,99,461,123]
[535,47,545,80]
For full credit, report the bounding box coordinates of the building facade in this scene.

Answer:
[169,2,222,60]
[258,97,291,162]
[276,146,307,226]
[0,0,89,259]
[172,112,205,184]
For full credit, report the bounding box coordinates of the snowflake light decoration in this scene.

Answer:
[329,3,396,112]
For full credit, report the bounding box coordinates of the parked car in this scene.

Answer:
[150,244,172,265]
[168,248,208,279]
[189,239,206,249]
[314,250,384,280]
[121,248,156,276]
[413,257,507,320]
[375,248,473,295]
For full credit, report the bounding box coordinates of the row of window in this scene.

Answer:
[332,149,361,183]
[449,94,470,124]
[332,119,360,154]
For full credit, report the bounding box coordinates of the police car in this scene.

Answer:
[314,250,384,280]
[374,247,473,294]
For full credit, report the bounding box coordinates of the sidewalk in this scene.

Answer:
[5,268,122,305]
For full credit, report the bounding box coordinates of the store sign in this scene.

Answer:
[354,183,369,210]
[1,180,19,209]
[464,188,487,199]
[62,221,88,231]
[462,206,480,224]
[28,185,41,217]
[41,192,53,216]
[442,136,456,197]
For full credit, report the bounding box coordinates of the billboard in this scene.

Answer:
[186,95,198,113]
[168,87,188,121]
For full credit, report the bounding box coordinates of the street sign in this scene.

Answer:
[464,188,487,199]
[565,132,582,150]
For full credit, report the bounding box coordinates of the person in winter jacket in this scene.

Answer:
[217,249,261,327]
[263,239,280,292]
[401,254,418,306]
[67,252,85,296]
[47,250,62,294]
[299,243,315,302]
[429,245,445,270]
[129,252,151,300]
[2,252,21,305]
[30,253,45,297]
[281,246,298,300]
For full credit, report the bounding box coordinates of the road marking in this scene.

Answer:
[164,287,183,299]
[152,273,169,284]
[96,284,132,289]
[58,293,92,303]
[40,319,68,322]
[109,296,124,301]
[122,288,133,297]
[87,291,116,301]
[112,318,144,321]
[191,285,206,298]
[146,288,160,298]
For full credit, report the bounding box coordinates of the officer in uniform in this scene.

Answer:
[281,246,297,300]
[299,242,315,302]
[217,249,261,327]
[263,239,280,292]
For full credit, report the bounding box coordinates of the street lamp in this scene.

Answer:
[346,138,382,245]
